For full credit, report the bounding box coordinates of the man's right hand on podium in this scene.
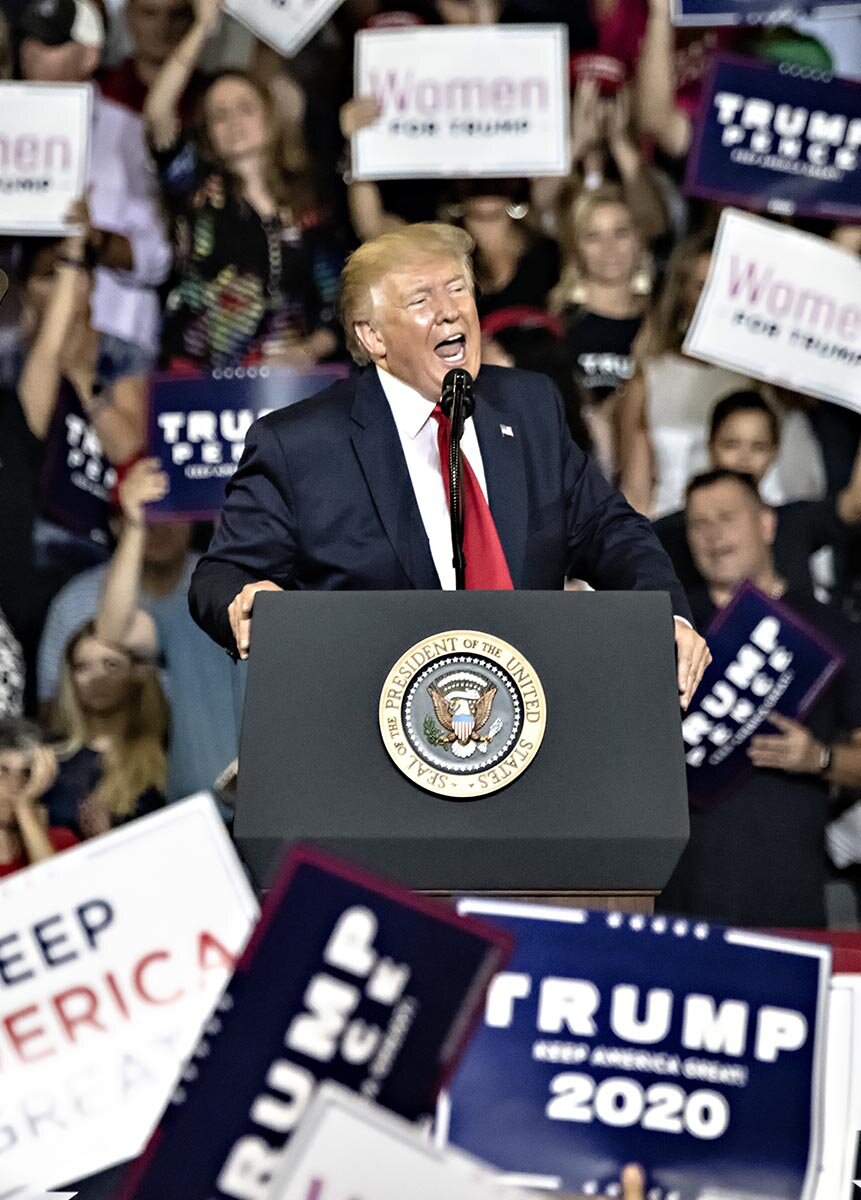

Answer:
[228,581,283,660]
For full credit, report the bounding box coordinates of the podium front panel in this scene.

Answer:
[235,591,689,891]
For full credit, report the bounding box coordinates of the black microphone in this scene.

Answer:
[439,368,474,589]
[440,367,475,421]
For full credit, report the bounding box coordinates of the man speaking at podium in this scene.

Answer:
[189,224,710,707]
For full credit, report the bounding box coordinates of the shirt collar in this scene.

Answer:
[376,365,436,441]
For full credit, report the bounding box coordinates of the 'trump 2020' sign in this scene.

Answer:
[441,900,830,1200]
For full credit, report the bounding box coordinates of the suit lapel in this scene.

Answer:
[473,374,529,587]
[350,369,440,589]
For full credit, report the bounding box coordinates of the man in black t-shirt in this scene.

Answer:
[653,391,861,606]
[659,469,861,928]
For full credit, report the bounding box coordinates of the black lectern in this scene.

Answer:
[234,591,689,912]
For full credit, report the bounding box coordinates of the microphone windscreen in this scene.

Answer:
[441,367,474,417]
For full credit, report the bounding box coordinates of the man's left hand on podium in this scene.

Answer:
[674,618,712,711]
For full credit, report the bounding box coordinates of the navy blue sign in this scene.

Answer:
[443,901,830,1200]
[674,0,861,24]
[682,583,842,807]
[685,54,861,221]
[146,364,349,520]
[120,846,511,1200]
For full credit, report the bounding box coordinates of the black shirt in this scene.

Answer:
[475,237,561,321]
[154,139,343,368]
[654,499,847,605]
[44,747,165,837]
[562,307,643,403]
[0,388,40,643]
[659,588,861,928]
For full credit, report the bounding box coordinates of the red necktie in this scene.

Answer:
[432,406,514,590]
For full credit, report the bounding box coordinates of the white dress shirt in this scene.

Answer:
[88,93,172,353]
[376,366,489,590]
[376,366,692,629]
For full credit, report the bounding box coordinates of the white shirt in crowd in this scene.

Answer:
[87,92,172,354]
[377,365,489,590]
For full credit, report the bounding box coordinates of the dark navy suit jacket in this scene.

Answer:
[189,365,691,649]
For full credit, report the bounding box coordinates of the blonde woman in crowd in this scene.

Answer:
[44,621,168,838]
[550,184,651,479]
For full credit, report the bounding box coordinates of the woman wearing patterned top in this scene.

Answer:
[144,0,342,370]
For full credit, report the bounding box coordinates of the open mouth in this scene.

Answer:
[434,333,467,364]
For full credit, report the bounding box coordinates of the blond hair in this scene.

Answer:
[549,184,650,314]
[54,623,169,821]
[339,223,475,365]
[634,229,714,362]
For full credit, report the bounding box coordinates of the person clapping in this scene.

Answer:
[0,720,77,877]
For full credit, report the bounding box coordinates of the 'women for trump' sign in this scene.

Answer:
[684,209,861,410]
[352,25,570,179]
[0,83,91,235]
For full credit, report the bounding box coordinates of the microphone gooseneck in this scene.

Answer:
[440,368,474,590]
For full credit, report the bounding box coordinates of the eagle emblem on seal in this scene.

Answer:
[427,674,503,759]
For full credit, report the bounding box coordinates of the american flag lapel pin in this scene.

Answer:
[500,424,514,438]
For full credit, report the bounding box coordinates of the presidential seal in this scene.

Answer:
[379,630,546,798]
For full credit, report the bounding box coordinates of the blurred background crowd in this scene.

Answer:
[0,0,860,930]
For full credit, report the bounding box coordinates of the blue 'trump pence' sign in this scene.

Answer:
[120,846,511,1200]
[441,901,830,1200]
[673,0,861,24]
[685,55,861,221]
[682,583,842,806]
[146,365,348,520]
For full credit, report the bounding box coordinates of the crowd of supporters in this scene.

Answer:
[0,0,860,930]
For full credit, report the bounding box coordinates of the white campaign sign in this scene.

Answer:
[353,25,570,180]
[684,209,861,412]
[224,0,346,57]
[0,83,92,236]
[0,795,258,1195]
[814,974,861,1200]
[269,1082,533,1200]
